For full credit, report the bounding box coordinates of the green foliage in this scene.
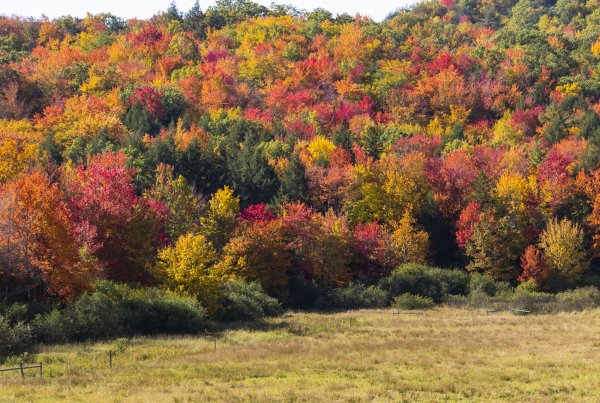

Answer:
[468,273,512,297]
[0,315,31,357]
[217,280,283,322]
[465,217,526,281]
[123,103,159,135]
[378,264,469,303]
[31,281,210,344]
[315,283,388,310]
[392,294,435,310]
[227,134,280,206]
[145,164,199,240]
[277,152,310,204]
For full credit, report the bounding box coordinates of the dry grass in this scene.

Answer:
[2,307,600,402]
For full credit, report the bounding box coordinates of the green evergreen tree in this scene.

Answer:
[227,134,280,206]
[277,152,310,204]
[164,1,183,22]
[123,103,157,136]
[184,1,205,38]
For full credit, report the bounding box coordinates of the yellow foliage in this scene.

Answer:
[155,233,234,313]
[41,95,129,150]
[307,136,336,163]
[492,111,523,145]
[539,219,588,280]
[556,82,580,97]
[199,186,240,249]
[592,37,600,57]
[0,120,43,183]
[390,209,430,265]
[495,172,538,214]
[427,116,446,137]
[346,153,430,224]
[427,105,470,137]
[0,137,39,183]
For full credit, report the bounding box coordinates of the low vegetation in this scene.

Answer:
[3,308,600,401]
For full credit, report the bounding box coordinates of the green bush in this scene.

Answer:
[509,289,555,313]
[516,279,539,293]
[0,315,31,358]
[468,273,512,297]
[32,281,210,344]
[217,280,283,322]
[315,283,388,310]
[556,287,600,311]
[393,294,435,310]
[451,284,600,314]
[378,264,469,303]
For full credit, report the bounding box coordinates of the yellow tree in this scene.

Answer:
[390,209,430,265]
[199,186,240,249]
[154,232,233,313]
[539,219,588,281]
[345,152,430,225]
[0,120,41,184]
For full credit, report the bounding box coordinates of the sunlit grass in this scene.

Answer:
[2,308,600,401]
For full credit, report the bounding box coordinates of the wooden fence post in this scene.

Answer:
[39,362,43,378]
[19,362,24,378]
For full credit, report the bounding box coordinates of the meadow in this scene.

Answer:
[2,307,600,402]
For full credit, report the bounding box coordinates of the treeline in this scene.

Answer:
[1,0,600,320]
[5,264,600,358]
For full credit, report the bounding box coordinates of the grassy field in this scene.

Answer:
[2,308,600,402]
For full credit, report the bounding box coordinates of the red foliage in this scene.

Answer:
[131,25,167,47]
[538,151,572,203]
[334,97,375,124]
[239,204,276,224]
[351,222,394,279]
[244,108,273,126]
[66,152,166,283]
[518,245,550,285]
[283,116,317,140]
[0,172,100,299]
[512,107,543,136]
[427,149,479,217]
[204,49,230,63]
[426,53,454,75]
[391,134,442,156]
[456,201,482,249]
[128,86,165,120]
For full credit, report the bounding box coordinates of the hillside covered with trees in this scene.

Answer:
[1,0,600,329]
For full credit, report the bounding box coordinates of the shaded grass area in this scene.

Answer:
[2,308,600,401]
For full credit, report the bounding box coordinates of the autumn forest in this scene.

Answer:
[2,0,600,350]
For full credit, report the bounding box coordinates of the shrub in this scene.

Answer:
[393,294,435,310]
[0,315,31,358]
[468,273,511,297]
[217,280,283,322]
[556,287,600,311]
[509,288,555,313]
[437,269,470,296]
[3,303,29,324]
[315,283,388,310]
[516,279,539,293]
[32,281,210,344]
[452,284,600,314]
[378,263,469,303]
